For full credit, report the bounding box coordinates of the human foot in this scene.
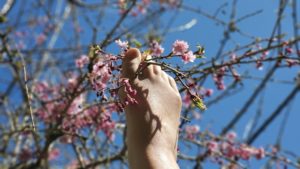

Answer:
[119,48,181,169]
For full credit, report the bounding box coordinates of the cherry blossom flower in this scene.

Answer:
[150,41,164,56]
[75,55,89,68]
[256,53,267,70]
[226,131,237,143]
[172,40,189,55]
[143,0,151,5]
[193,112,201,120]
[207,141,219,153]
[182,50,196,63]
[213,66,227,90]
[238,145,254,160]
[185,124,200,140]
[230,53,237,61]
[286,59,299,67]
[182,92,192,107]
[115,39,128,50]
[204,88,213,97]
[36,33,46,45]
[97,119,116,141]
[48,148,60,161]
[255,147,265,159]
[160,0,179,6]
[120,78,138,105]
[89,59,112,91]
[285,47,293,54]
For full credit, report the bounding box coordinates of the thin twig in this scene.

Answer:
[19,51,36,131]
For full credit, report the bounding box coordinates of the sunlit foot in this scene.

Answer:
[119,48,181,169]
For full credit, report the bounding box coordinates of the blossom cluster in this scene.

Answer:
[150,40,165,57]
[207,139,265,160]
[172,40,196,63]
[183,127,266,162]
[89,57,113,92]
[33,78,117,141]
[119,78,138,105]
[213,66,226,90]
[115,39,197,64]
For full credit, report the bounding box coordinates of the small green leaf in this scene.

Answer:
[132,39,142,48]
[191,94,207,111]
[196,55,206,59]
[196,45,206,58]
[88,45,101,59]
[0,15,6,23]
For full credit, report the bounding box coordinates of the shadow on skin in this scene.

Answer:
[133,82,162,144]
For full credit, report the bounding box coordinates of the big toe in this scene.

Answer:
[121,48,142,79]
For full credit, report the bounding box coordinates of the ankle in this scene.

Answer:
[128,145,179,169]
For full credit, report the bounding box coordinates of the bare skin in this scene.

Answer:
[119,48,181,169]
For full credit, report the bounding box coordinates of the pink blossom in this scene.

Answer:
[213,67,227,90]
[185,124,200,140]
[255,147,265,159]
[67,160,79,169]
[90,59,112,91]
[182,50,196,63]
[143,0,151,5]
[256,59,263,70]
[115,39,128,50]
[75,55,89,68]
[59,135,75,144]
[66,94,85,115]
[226,131,237,143]
[213,74,225,90]
[150,41,164,56]
[238,144,256,160]
[182,92,192,107]
[286,59,299,67]
[193,112,201,120]
[285,47,293,54]
[15,31,26,38]
[137,5,147,15]
[207,141,219,153]
[160,0,179,6]
[48,148,60,161]
[120,78,138,105]
[33,81,50,100]
[204,88,213,97]
[262,50,269,57]
[16,41,25,49]
[67,76,78,90]
[172,40,189,55]
[97,116,116,141]
[220,142,237,158]
[118,0,126,12]
[36,33,46,45]
[230,53,237,61]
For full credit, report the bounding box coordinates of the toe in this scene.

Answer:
[161,71,169,81]
[153,64,162,75]
[168,75,179,93]
[121,48,142,79]
[141,54,154,77]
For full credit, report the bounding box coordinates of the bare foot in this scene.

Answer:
[119,48,181,169]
